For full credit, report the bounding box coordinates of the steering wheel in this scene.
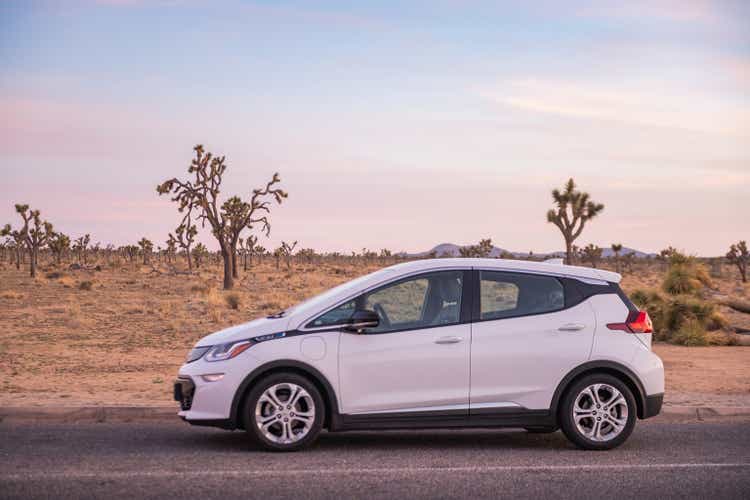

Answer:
[373,303,391,328]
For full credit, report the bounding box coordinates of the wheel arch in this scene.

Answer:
[230,359,340,430]
[550,360,648,422]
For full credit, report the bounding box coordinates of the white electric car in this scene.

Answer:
[174,258,664,451]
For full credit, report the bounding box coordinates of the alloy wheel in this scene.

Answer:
[572,383,628,442]
[254,383,316,444]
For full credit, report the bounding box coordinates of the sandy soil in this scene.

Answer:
[0,258,748,408]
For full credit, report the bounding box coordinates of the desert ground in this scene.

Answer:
[1,256,748,408]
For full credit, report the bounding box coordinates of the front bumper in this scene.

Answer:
[173,377,195,411]
[173,351,262,423]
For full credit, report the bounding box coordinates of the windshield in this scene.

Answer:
[275,267,394,319]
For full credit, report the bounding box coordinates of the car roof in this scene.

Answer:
[384,258,621,283]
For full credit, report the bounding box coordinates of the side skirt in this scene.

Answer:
[336,409,554,431]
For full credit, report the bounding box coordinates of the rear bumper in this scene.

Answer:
[643,393,664,419]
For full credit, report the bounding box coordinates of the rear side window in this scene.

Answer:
[480,271,564,320]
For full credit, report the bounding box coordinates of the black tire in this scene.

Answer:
[559,373,637,450]
[242,372,325,452]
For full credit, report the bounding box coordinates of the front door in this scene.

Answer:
[335,270,471,415]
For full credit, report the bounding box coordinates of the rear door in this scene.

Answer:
[469,270,596,412]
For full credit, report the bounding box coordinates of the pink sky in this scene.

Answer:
[2,1,748,256]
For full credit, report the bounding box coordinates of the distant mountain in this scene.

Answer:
[412,243,509,258]
[600,247,654,259]
[409,243,654,259]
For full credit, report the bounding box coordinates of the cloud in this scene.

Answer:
[476,78,749,137]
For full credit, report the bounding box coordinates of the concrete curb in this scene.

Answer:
[2,405,750,424]
[0,406,177,423]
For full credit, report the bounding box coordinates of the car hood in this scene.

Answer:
[196,315,291,347]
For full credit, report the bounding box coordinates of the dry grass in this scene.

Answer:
[0,258,747,407]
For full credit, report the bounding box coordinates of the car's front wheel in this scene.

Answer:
[559,374,637,450]
[242,372,325,451]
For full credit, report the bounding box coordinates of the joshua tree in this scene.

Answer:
[192,243,208,269]
[239,234,259,270]
[13,204,53,277]
[726,241,748,283]
[121,244,139,263]
[138,237,154,265]
[459,238,494,258]
[104,244,115,265]
[167,203,198,272]
[657,246,678,271]
[621,252,636,273]
[73,234,90,264]
[546,178,604,265]
[49,232,71,265]
[254,245,267,264]
[611,243,623,273]
[274,240,297,270]
[297,248,317,264]
[157,145,287,289]
[580,243,603,268]
[1,223,26,270]
[165,236,177,264]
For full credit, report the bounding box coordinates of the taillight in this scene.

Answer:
[607,311,653,334]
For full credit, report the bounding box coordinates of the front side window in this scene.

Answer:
[308,271,464,333]
[480,271,564,320]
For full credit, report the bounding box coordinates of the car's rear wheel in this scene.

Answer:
[242,372,324,452]
[559,373,637,450]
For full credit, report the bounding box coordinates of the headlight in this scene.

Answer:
[187,332,286,364]
[204,340,254,362]
[186,346,210,363]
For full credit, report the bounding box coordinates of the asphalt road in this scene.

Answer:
[2,420,749,499]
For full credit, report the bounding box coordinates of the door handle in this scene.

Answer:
[558,323,586,332]
[435,336,463,344]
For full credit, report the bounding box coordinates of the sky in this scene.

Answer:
[1,0,748,256]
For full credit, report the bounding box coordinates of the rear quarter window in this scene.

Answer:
[480,271,564,320]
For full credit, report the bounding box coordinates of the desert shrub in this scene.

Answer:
[662,253,711,296]
[706,331,740,346]
[671,319,708,346]
[225,293,241,310]
[663,295,714,332]
[79,281,93,291]
[59,276,76,288]
[259,301,282,311]
[630,288,721,343]
[706,311,729,331]
[663,266,702,295]
[45,271,65,280]
[190,282,211,294]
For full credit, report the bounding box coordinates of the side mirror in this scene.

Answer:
[345,309,379,333]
